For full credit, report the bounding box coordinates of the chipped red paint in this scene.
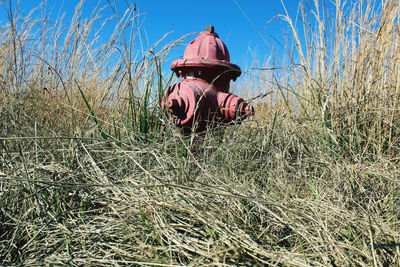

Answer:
[162,26,253,134]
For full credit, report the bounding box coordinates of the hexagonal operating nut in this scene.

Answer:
[205,25,215,33]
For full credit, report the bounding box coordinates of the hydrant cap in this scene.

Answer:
[171,25,241,80]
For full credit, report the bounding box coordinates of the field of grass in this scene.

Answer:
[1,0,399,266]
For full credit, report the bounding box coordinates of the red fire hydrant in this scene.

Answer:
[162,25,253,134]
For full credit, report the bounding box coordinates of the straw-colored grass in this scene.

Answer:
[1,0,399,266]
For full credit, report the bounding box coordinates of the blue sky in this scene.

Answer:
[131,0,301,66]
[0,1,387,77]
[0,0,310,69]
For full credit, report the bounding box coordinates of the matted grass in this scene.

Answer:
[1,0,399,266]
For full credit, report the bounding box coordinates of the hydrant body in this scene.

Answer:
[162,26,253,134]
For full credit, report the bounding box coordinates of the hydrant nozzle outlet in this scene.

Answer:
[166,97,185,115]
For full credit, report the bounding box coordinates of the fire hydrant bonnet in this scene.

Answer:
[171,25,241,81]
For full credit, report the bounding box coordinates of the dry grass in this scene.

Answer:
[1,0,400,266]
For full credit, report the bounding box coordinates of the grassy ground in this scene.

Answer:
[1,0,400,266]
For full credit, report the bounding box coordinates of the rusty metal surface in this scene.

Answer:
[162,26,253,134]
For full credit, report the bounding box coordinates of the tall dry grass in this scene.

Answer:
[1,0,399,266]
